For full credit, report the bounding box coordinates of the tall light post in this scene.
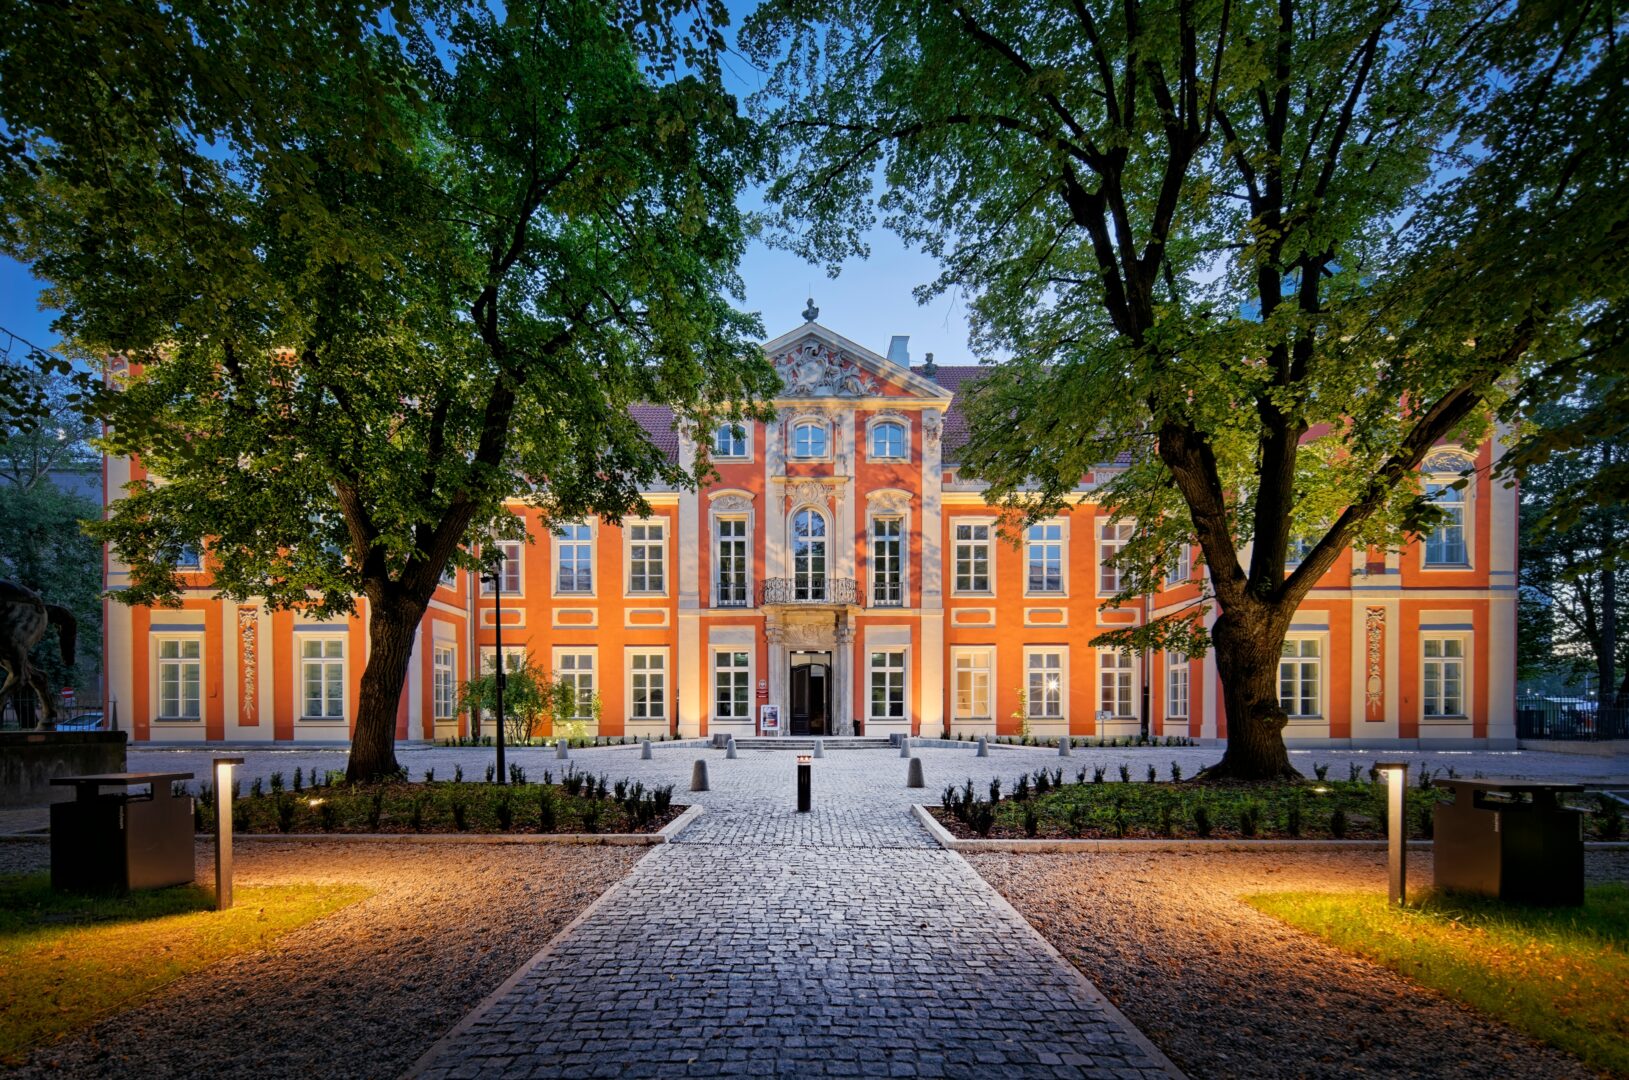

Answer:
[483,550,508,785]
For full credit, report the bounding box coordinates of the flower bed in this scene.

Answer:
[193,770,683,835]
[928,770,1623,842]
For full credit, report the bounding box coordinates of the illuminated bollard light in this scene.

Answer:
[212,756,244,911]
[1059,735,1072,757]
[907,757,925,789]
[691,759,710,792]
[976,737,989,758]
[796,754,812,812]
[1376,761,1409,905]
[641,739,653,760]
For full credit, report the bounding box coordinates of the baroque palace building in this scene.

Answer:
[102,313,1519,748]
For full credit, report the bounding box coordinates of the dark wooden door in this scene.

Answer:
[789,663,829,737]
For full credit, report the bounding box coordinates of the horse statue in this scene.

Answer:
[0,579,77,726]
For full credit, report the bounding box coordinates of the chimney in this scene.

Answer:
[886,335,910,367]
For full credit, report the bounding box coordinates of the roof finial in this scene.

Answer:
[921,351,937,376]
[802,296,819,323]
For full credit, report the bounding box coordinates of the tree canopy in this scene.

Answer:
[745,0,1629,777]
[1,0,775,776]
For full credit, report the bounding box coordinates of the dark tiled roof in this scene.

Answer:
[914,364,987,465]
[629,403,679,463]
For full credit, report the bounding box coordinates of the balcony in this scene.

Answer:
[760,577,858,606]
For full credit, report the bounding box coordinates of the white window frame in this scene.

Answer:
[712,421,751,460]
[553,522,595,596]
[1025,647,1066,720]
[952,647,994,720]
[1166,653,1190,719]
[1422,634,1469,719]
[871,514,905,607]
[174,543,202,570]
[712,649,753,723]
[1279,637,1323,719]
[481,539,524,596]
[1165,545,1192,586]
[1024,520,1066,596]
[790,419,830,460]
[625,519,667,596]
[1097,649,1135,718]
[627,648,669,723]
[713,514,752,608]
[868,419,908,462]
[1098,521,1134,596]
[1423,479,1471,568]
[298,634,347,722]
[432,644,458,721]
[553,648,597,723]
[868,649,908,721]
[952,519,994,596]
[154,635,204,722]
[1284,536,1316,569]
[791,506,829,601]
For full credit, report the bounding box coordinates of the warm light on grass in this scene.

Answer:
[1245,885,1629,1076]
[0,873,369,1064]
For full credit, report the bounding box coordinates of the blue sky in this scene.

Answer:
[0,7,982,371]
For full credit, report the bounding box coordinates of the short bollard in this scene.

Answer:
[796,753,812,812]
[691,759,710,792]
[556,739,569,760]
[1059,735,1072,757]
[906,757,925,789]
[813,739,824,759]
[726,736,738,760]
[641,738,653,760]
[976,736,989,758]
[213,756,244,911]
[899,737,912,758]
[1377,761,1408,905]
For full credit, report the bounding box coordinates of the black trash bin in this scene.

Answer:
[49,772,196,894]
[1433,779,1585,906]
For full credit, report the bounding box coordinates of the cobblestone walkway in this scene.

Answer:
[409,745,1178,1078]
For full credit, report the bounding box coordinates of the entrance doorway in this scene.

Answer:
[789,652,831,737]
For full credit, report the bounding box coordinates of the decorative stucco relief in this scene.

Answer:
[775,339,885,398]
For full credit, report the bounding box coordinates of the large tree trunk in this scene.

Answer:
[346,589,428,782]
[1198,608,1301,782]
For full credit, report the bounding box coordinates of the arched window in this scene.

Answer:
[791,421,828,459]
[870,420,906,460]
[792,508,827,600]
[713,422,747,459]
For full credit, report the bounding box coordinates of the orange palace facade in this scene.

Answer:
[102,318,1519,749]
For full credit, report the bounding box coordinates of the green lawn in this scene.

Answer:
[0,874,369,1064]
[1245,885,1629,1076]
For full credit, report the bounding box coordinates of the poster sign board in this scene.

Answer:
[760,704,781,737]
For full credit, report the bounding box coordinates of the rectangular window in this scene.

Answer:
[952,648,992,718]
[174,543,202,570]
[872,516,903,606]
[1026,523,1063,594]
[1285,536,1316,568]
[1026,650,1063,718]
[1166,654,1190,718]
[1099,521,1133,594]
[556,652,595,721]
[555,524,593,593]
[1423,638,1465,717]
[715,651,751,720]
[432,645,457,720]
[1098,650,1134,717]
[713,422,748,459]
[300,638,345,720]
[716,517,749,607]
[628,522,666,593]
[630,651,667,721]
[1279,639,1321,718]
[1425,483,1468,566]
[869,650,906,719]
[156,638,202,720]
[1165,545,1191,586]
[481,540,523,595]
[953,523,991,593]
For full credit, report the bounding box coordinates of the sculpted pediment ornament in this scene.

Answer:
[710,493,753,514]
[1422,449,1474,474]
[785,480,833,510]
[868,488,912,512]
[775,338,885,398]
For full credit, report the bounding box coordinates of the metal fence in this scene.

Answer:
[0,689,109,732]
[1516,701,1629,740]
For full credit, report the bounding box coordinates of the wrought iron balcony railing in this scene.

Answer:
[760,577,858,606]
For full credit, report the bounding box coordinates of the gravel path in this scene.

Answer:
[0,839,641,1080]
[969,849,1629,1080]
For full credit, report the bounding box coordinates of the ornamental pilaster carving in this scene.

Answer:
[238,607,258,724]
[923,410,944,449]
[1364,606,1385,722]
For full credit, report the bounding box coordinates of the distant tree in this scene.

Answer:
[746,0,1628,779]
[458,654,551,747]
[1,1,773,778]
